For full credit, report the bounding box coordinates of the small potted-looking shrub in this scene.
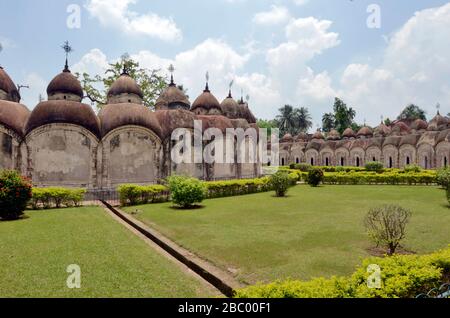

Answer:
[307,168,324,187]
[269,171,292,197]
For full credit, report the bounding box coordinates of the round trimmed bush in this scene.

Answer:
[167,176,206,208]
[307,168,324,187]
[269,171,292,197]
[436,168,450,188]
[365,161,384,173]
[0,170,33,220]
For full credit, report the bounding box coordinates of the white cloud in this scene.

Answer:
[334,3,450,124]
[252,6,291,25]
[20,73,47,109]
[85,0,182,42]
[71,48,110,76]
[292,0,309,6]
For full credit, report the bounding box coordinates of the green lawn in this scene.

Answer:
[124,185,450,285]
[0,207,214,298]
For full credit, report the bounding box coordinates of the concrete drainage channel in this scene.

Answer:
[101,201,241,298]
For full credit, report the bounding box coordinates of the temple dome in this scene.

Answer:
[281,133,294,143]
[25,100,100,138]
[343,128,356,139]
[327,129,340,141]
[220,92,240,119]
[99,103,162,138]
[155,80,190,111]
[411,118,428,131]
[0,100,30,137]
[357,126,373,138]
[428,112,448,131]
[312,130,325,140]
[391,121,411,135]
[154,109,196,140]
[191,84,222,115]
[47,69,83,101]
[107,73,143,104]
[0,67,20,102]
[374,122,391,137]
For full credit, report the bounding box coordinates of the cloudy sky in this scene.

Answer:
[0,0,449,129]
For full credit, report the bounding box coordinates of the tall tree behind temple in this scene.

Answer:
[296,107,313,134]
[322,112,335,133]
[76,55,167,111]
[397,104,427,121]
[275,105,312,136]
[333,98,356,134]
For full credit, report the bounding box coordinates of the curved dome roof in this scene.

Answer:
[295,132,309,142]
[281,133,294,143]
[221,93,240,119]
[195,115,233,132]
[357,126,373,138]
[343,128,356,138]
[391,121,411,135]
[99,103,162,138]
[312,130,325,140]
[154,109,196,140]
[0,67,20,102]
[411,119,428,131]
[428,112,448,131]
[191,86,222,113]
[436,129,450,144]
[155,82,190,110]
[25,100,100,138]
[47,69,83,99]
[0,100,30,137]
[374,122,391,137]
[107,74,143,100]
[327,129,340,141]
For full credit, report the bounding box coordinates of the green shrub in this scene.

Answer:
[295,163,312,172]
[404,164,421,173]
[0,170,33,220]
[436,168,450,188]
[167,176,206,208]
[307,168,324,187]
[365,161,384,173]
[235,246,450,298]
[269,172,292,197]
[30,187,86,209]
[117,184,168,206]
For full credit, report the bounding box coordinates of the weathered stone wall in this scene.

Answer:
[25,124,98,188]
[0,125,22,172]
[101,126,162,187]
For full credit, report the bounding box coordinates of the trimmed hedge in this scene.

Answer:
[235,246,450,298]
[30,187,86,209]
[117,184,169,206]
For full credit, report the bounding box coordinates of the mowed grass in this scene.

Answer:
[0,206,213,298]
[124,185,450,285]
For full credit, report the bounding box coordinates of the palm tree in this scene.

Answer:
[322,112,335,133]
[295,107,313,133]
[276,105,297,136]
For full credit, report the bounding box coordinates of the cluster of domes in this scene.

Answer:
[281,114,449,145]
[0,61,258,141]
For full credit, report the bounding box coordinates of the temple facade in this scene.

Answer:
[1,57,449,190]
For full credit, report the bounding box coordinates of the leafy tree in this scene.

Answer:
[322,113,335,133]
[384,118,392,126]
[76,55,167,111]
[275,105,312,136]
[333,98,356,134]
[397,104,427,121]
[296,107,313,133]
[257,119,279,139]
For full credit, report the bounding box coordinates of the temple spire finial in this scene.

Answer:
[436,103,441,115]
[121,53,130,75]
[168,64,175,86]
[204,71,210,92]
[61,41,73,72]
[228,80,234,98]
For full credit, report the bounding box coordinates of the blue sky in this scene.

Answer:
[1,0,449,129]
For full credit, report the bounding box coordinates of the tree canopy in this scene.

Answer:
[321,98,358,134]
[397,104,427,121]
[76,55,167,111]
[275,105,312,136]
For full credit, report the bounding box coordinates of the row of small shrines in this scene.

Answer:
[0,60,449,189]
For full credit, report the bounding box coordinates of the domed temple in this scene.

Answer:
[1,57,449,189]
[279,115,450,169]
[0,61,260,188]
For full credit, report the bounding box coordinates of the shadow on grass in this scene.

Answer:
[169,205,206,211]
[0,214,30,223]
